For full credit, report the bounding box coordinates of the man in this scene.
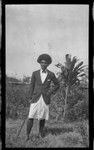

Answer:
[26,54,59,141]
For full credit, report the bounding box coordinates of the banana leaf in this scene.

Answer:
[70,56,78,70]
[73,61,83,72]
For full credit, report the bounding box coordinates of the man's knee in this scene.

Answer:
[27,118,34,125]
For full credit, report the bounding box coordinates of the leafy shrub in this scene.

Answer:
[6,82,30,119]
[49,83,88,122]
[74,100,88,120]
[67,87,88,109]
[63,86,88,122]
[6,103,18,119]
[64,108,77,122]
[64,99,88,122]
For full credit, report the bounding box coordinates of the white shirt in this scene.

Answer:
[40,69,48,83]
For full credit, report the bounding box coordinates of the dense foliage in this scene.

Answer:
[6,75,88,122]
[6,80,30,119]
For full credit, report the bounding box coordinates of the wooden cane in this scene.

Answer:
[16,118,27,140]
[16,107,29,140]
[16,96,33,140]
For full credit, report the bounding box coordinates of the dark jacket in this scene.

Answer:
[29,69,60,105]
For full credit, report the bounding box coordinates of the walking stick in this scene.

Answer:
[16,118,27,140]
[16,108,29,140]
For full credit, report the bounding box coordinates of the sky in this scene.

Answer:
[6,4,89,78]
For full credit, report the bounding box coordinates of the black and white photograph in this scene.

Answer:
[5,4,89,148]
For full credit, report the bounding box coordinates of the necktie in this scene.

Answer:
[42,70,46,73]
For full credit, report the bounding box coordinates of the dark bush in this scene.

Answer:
[73,99,88,120]
[67,87,88,109]
[64,108,77,122]
[64,98,88,122]
[6,82,30,119]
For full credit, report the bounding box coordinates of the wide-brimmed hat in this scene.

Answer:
[37,54,52,64]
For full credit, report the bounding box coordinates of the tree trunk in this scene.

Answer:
[63,86,69,118]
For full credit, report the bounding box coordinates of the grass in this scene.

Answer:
[5,118,89,148]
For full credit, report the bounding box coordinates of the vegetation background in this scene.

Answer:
[6,54,89,148]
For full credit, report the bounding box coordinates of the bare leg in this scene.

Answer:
[39,119,45,137]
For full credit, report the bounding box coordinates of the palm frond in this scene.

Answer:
[70,56,78,71]
[65,54,71,62]
[55,54,87,91]
[77,69,85,73]
[78,73,86,77]
[72,70,80,77]
[73,61,83,72]
[75,65,87,72]
[70,78,80,87]
[65,54,71,69]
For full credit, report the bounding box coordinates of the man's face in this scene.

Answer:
[40,60,49,71]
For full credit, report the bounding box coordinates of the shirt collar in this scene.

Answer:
[40,69,48,74]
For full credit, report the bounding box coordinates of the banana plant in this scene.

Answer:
[55,54,87,118]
